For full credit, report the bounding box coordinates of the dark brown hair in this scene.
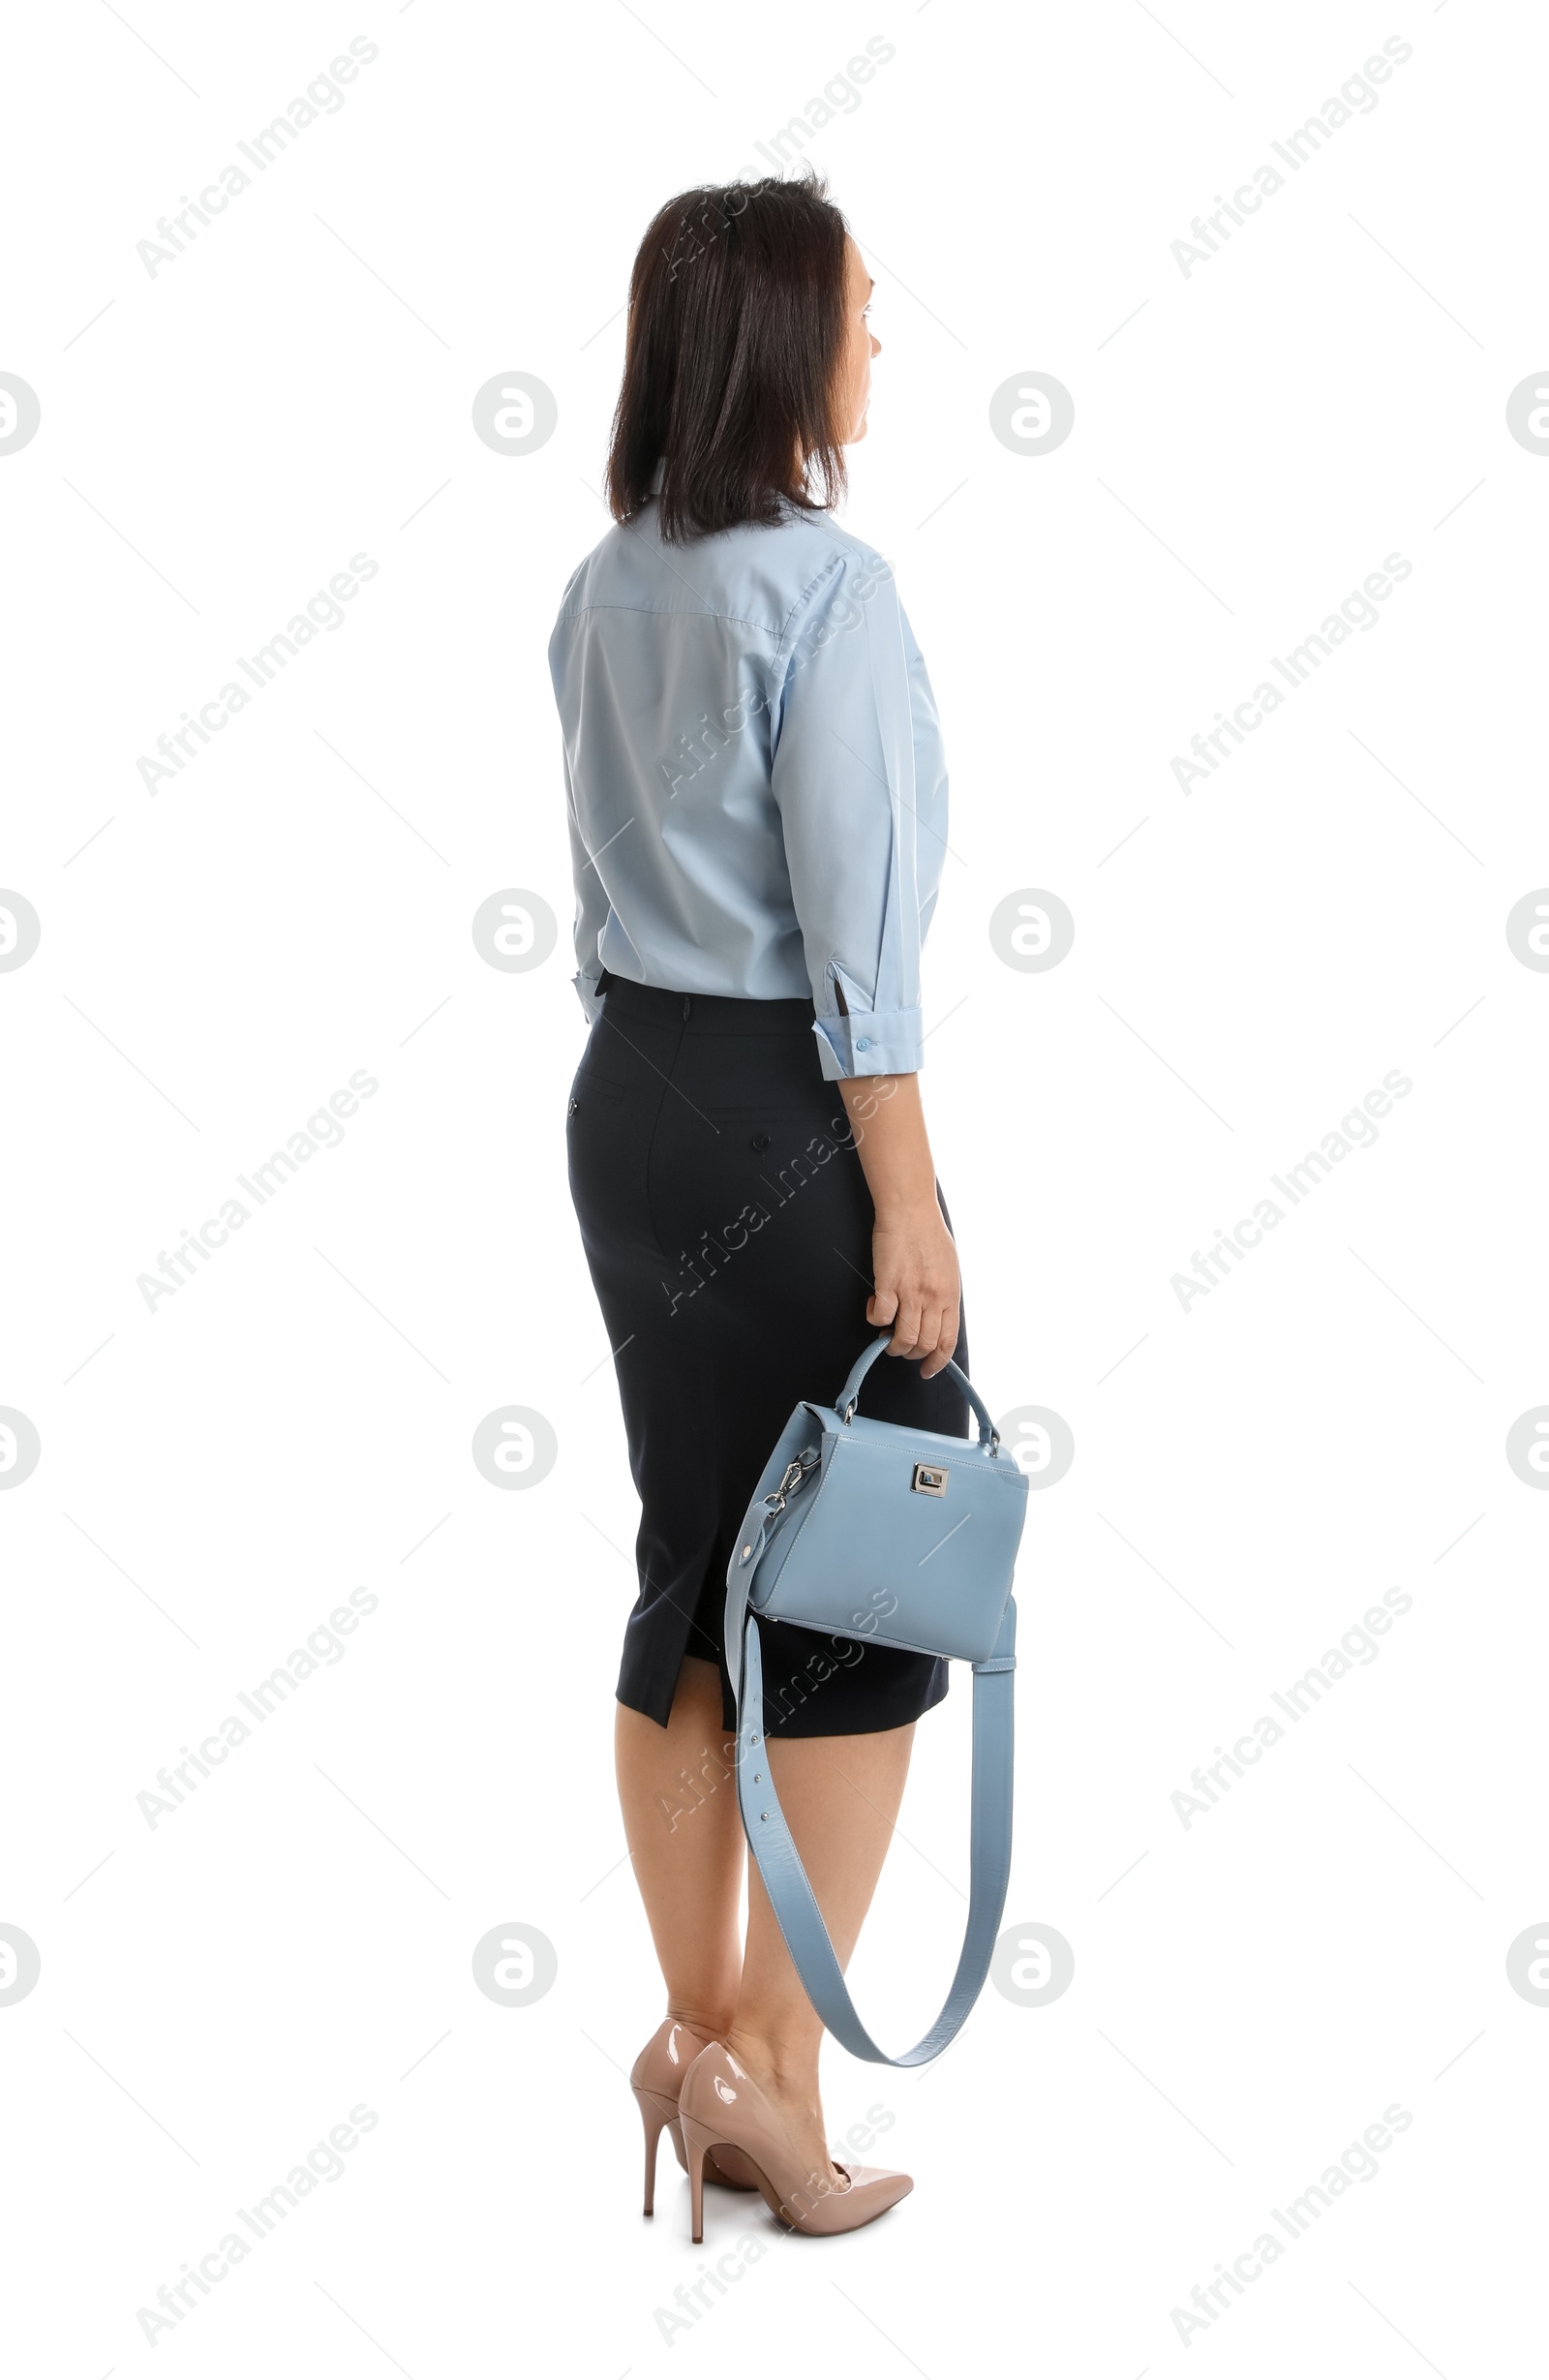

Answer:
[605,170,851,543]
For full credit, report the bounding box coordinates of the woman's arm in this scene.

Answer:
[835,1073,960,1379]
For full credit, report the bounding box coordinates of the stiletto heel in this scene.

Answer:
[679,2042,913,2239]
[633,2085,678,2216]
[681,2116,709,2244]
[627,2020,758,2212]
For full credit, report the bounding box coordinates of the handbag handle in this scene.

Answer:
[835,1329,1000,1450]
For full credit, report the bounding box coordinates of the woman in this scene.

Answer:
[550,171,964,2239]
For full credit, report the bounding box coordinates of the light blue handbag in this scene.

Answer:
[723,1331,1028,2066]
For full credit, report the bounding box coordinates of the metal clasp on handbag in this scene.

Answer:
[911,1462,948,1496]
[763,1449,818,1516]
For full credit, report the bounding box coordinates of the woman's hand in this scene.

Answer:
[835,1072,960,1379]
[867,1200,960,1378]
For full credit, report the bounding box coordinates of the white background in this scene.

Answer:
[3,1,1546,2371]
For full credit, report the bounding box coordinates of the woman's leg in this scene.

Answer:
[617,1658,917,2181]
[615,1655,745,2037]
[724,1721,915,2182]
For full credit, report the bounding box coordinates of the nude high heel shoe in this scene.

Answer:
[678,2041,913,2242]
[629,2020,756,2213]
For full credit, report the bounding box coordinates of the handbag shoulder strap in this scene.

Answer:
[725,1555,1017,2067]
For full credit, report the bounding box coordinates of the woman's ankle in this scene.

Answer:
[666,1999,737,2042]
[722,2023,821,2100]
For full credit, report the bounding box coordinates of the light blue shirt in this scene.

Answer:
[548,469,949,1081]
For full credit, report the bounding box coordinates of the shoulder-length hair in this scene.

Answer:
[605,170,851,543]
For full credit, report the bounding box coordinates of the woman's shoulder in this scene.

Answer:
[551,501,894,646]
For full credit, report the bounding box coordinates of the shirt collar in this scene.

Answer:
[647,457,665,496]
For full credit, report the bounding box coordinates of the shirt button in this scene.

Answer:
[750,1131,771,1150]
[855,1037,871,1052]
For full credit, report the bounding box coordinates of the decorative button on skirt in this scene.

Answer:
[565,973,970,1739]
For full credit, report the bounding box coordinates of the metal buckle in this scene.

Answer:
[911,1462,948,1496]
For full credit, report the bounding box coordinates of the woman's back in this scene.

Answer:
[549,474,949,1082]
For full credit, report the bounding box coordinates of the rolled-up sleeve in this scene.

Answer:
[770,545,932,1082]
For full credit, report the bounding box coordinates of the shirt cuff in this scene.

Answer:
[811,1007,924,1082]
[573,969,605,1028]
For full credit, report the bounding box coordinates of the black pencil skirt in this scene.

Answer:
[565,971,969,1740]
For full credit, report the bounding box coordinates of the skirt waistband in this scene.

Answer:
[597,969,817,1035]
